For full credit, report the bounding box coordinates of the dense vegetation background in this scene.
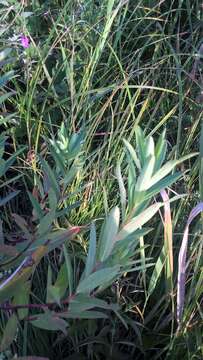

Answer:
[0,0,202,359]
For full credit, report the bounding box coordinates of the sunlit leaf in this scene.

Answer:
[98,206,120,261]
[77,266,120,294]
[116,203,162,241]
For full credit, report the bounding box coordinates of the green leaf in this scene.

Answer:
[84,222,96,278]
[0,91,15,105]
[145,136,155,159]
[0,313,18,351]
[77,266,120,294]
[63,165,80,187]
[27,227,82,253]
[115,162,126,222]
[116,203,162,241]
[127,153,136,210]
[31,311,68,334]
[123,139,140,169]
[0,70,15,88]
[12,282,30,320]
[0,159,5,177]
[148,246,165,296]
[54,263,69,298]
[148,153,197,189]
[135,155,155,191]
[144,172,182,201]
[107,0,116,17]
[47,285,61,306]
[37,210,55,237]
[55,201,81,218]
[12,214,32,241]
[40,157,60,199]
[0,190,20,207]
[46,265,53,303]
[68,294,116,312]
[63,245,73,295]
[154,129,167,172]
[98,206,120,261]
[48,188,57,211]
[27,191,44,219]
[60,310,108,319]
[4,146,26,174]
[135,126,146,167]
[48,142,66,176]
[0,135,6,159]
[68,131,84,159]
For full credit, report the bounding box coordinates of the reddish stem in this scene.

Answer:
[0,294,75,312]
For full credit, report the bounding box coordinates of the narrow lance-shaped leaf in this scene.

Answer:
[54,262,68,298]
[135,155,155,191]
[37,210,55,237]
[77,266,120,294]
[116,203,162,241]
[177,202,203,326]
[145,136,155,159]
[63,244,73,295]
[154,129,167,172]
[115,162,126,223]
[31,311,68,334]
[84,222,96,278]
[123,139,141,169]
[59,310,108,319]
[40,156,60,199]
[27,191,44,219]
[0,190,20,207]
[98,206,120,261]
[135,126,146,168]
[0,70,15,88]
[148,153,198,189]
[148,245,166,296]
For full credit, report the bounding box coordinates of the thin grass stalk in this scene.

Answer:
[160,189,173,295]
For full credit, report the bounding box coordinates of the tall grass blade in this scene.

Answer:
[160,189,173,295]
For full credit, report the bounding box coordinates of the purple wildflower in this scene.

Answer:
[20,35,30,48]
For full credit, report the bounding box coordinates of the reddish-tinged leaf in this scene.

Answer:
[177,202,203,325]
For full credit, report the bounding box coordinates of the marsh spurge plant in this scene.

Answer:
[0,127,196,350]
